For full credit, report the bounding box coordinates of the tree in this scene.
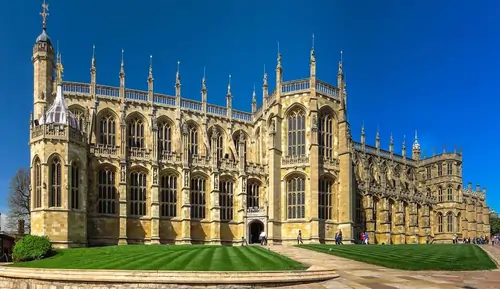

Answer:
[491,216,500,235]
[6,168,30,233]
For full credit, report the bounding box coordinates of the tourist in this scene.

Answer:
[297,230,303,244]
[259,230,267,246]
[360,232,365,245]
[336,229,343,245]
[364,232,369,245]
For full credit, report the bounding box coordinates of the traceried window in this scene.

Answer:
[447,186,453,201]
[160,174,177,218]
[319,113,334,159]
[210,128,224,162]
[355,195,362,223]
[287,109,306,156]
[287,176,306,219]
[128,117,145,148]
[188,125,199,156]
[34,158,42,209]
[318,178,333,220]
[438,187,443,202]
[49,157,62,207]
[70,162,80,210]
[190,177,206,219]
[246,181,260,209]
[98,169,117,215]
[437,163,442,177]
[426,166,431,179]
[446,212,453,232]
[447,162,453,175]
[129,172,147,216]
[437,213,443,232]
[219,180,234,221]
[234,131,247,162]
[70,109,85,131]
[158,121,172,154]
[99,114,116,146]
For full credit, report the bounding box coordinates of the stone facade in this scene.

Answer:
[28,7,490,248]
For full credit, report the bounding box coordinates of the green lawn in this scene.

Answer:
[299,244,496,271]
[9,245,307,271]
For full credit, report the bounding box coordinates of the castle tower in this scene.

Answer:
[30,4,88,248]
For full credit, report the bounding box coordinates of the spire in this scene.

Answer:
[402,135,407,158]
[120,49,125,76]
[40,0,49,32]
[227,75,232,96]
[148,54,153,80]
[412,129,420,150]
[202,66,207,91]
[375,127,380,149]
[56,49,63,85]
[252,84,256,103]
[277,41,282,69]
[310,33,316,62]
[263,65,268,87]
[338,50,344,76]
[176,60,181,84]
[91,44,96,71]
[361,123,366,145]
[389,133,394,153]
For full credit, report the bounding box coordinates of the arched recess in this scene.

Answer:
[69,104,86,131]
[456,212,462,232]
[126,111,148,149]
[437,185,443,202]
[47,153,63,208]
[285,105,306,157]
[96,108,119,146]
[208,125,227,161]
[254,126,262,163]
[446,211,454,232]
[247,178,263,210]
[32,156,42,209]
[69,158,81,210]
[159,168,179,219]
[436,212,444,233]
[183,120,201,156]
[285,172,307,220]
[284,102,308,118]
[157,116,174,154]
[318,105,336,160]
[318,174,335,220]
[232,129,250,161]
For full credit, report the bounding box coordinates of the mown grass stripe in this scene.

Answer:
[165,247,204,270]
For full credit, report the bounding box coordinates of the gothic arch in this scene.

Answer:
[319,172,337,182]
[31,154,42,167]
[191,171,210,180]
[96,163,118,172]
[318,104,337,119]
[160,168,180,177]
[96,107,119,121]
[284,102,307,118]
[157,115,174,126]
[46,152,66,166]
[129,165,149,174]
[126,111,148,126]
[69,157,82,166]
[247,177,264,186]
[68,103,85,112]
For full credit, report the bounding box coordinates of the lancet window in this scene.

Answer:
[233,131,247,162]
[287,109,306,156]
[437,163,443,177]
[49,157,62,207]
[128,117,145,148]
[447,162,453,175]
[70,162,80,210]
[219,180,234,221]
[446,212,453,232]
[160,174,177,218]
[318,178,333,220]
[98,169,117,215]
[190,177,206,219]
[319,112,334,159]
[426,166,431,179]
[99,114,116,146]
[70,109,85,131]
[437,213,443,232]
[438,187,443,202]
[129,171,147,216]
[287,176,306,219]
[447,186,453,201]
[158,121,172,154]
[210,128,224,162]
[188,125,199,156]
[34,158,42,209]
[246,181,260,209]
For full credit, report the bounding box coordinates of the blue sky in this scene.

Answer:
[0,0,499,216]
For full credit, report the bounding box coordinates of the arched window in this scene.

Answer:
[287,109,306,156]
[188,125,199,156]
[446,212,453,232]
[319,113,334,159]
[437,213,443,232]
[437,187,443,202]
[233,131,247,162]
[209,128,224,161]
[287,176,306,219]
[129,171,147,216]
[158,121,172,154]
[446,186,453,201]
[318,178,333,220]
[128,117,145,148]
[355,194,363,223]
[70,162,80,210]
[49,157,62,207]
[99,114,116,146]
[190,177,206,219]
[247,181,260,209]
[219,180,234,221]
[98,169,117,215]
[34,158,42,209]
[160,174,177,218]
[70,109,85,131]
[373,198,378,231]
[457,213,461,232]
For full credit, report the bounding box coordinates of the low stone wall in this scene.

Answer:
[0,266,338,288]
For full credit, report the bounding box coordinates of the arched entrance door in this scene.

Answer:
[249,220,264,244]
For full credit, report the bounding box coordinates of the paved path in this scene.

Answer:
[268,245,500,289]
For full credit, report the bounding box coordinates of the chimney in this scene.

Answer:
[468,182,472,190]
[476,184,480,192]
[18,219,25,235]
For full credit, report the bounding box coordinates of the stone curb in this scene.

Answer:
[0,266,339,285]
[477,244,500,268]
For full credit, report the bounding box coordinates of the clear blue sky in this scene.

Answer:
[0,0,499,216]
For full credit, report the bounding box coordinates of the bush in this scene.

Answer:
[12,235,53,262]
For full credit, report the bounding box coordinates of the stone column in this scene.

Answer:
[237,132,247,242]
[180,123,191,244]
[309,111,320,243]
[209,130,221,244]
[378,198,390,244]
[364,194,375,242]
[118,163,128,245]
[267,116,282,243]
[150,166,159,244]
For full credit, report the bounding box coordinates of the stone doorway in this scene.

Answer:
[249,220,264,244]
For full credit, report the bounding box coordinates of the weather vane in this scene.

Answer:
[40,0,49,30]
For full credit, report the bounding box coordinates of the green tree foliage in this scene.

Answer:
[12,235,52,262]
[491,216,500,235]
